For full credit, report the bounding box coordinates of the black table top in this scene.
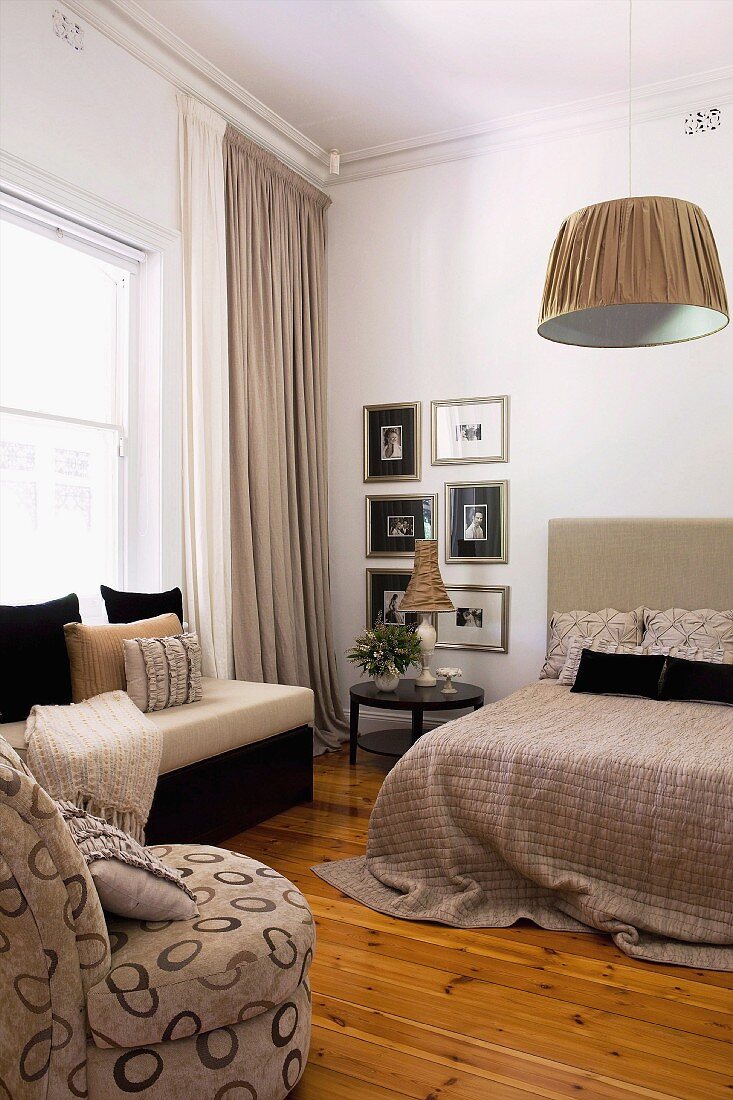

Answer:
[349,679,484,711]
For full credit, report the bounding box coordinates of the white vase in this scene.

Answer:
[374,672,400,693]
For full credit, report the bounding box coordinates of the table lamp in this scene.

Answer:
[398,540,455,687]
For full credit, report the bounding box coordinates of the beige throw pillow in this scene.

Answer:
[642,608,733,664]
[58,800,198,920]
[558,634,725,687]
[64,614,182,702]
[540,608,643,680]
[124,633,203,712]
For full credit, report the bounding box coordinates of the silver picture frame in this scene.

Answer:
[431,395,509,465]
[366,493,438,558]
[366,568,434,630]
[445,480,508,564]
[364,401,421,482]
[436,585,510,652]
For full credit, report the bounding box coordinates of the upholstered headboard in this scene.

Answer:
[547,518,733,617]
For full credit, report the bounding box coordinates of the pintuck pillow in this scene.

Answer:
[540,607,643,680]
[64,613,182,702]
[559,634,725,687]
[0,593,81,722]
[101,583,184,626]
[642,608,733,664]
[123,632,203,712]
[58,801,198,920]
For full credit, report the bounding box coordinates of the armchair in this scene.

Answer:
[0,738,313,1099]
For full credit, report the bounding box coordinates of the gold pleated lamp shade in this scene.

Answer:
[399,540,455,613]
[538,196,729,348]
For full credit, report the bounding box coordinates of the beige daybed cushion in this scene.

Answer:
[1,677,314,775]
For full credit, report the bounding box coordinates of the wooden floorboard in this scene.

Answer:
[224,749,733,1100]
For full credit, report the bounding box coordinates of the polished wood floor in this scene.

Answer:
[226,749,733,1100]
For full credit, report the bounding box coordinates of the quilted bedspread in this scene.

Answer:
[314,682,733,969]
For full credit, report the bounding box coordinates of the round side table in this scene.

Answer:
[349,679,485,763]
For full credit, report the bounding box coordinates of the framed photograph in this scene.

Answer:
[366,569,432,629]
[431,396,508,465]
[364,402,421,482]
[446,480,508,563]
[366,494,437,557]
[437,586,509,652]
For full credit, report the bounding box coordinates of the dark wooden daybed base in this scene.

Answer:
[146,723,314,845]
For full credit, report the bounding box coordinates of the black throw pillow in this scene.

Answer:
[0,593,81,723]
[100,584,184,625]
[570,648,666,700]
[659,656,733,707]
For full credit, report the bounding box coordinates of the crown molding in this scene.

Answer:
[63,0,331,188]
[0,147,179,248]
[56,2,733,190]
[332,66,733,185]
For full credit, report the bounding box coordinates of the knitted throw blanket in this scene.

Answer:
[25,690,161,843]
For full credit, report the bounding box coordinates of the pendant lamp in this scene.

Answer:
[538,8,728,348]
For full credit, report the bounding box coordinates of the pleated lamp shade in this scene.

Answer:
[538,196,729,348]
[399,541,455,613]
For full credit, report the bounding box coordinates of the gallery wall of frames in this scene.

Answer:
[363,396,510,655]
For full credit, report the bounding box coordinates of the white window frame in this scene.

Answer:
[0,191,146,595]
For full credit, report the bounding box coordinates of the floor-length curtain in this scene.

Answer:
[178,95,234,678]
[224,128,346,750]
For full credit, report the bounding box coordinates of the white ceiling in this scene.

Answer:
[132,0,733,155]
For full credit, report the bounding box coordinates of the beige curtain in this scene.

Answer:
[224,128,346,751]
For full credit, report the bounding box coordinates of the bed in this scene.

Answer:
[314,518,733,969]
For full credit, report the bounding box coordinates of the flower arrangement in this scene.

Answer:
[346,616,423,680]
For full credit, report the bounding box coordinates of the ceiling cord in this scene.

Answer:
[625,0,629,198]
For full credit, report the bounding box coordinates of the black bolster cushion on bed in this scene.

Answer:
[659,656,733,707]
[570,648,667,700]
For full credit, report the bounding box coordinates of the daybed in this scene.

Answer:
[2,675,315,844]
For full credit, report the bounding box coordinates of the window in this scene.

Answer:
[0,198,143,607]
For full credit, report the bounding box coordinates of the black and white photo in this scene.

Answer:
[463,505,486,541]
[388,515,414,538]
[364,402,421,481]
[381,425,403,461]
[432,396,508,465]
[456,607,483,628]
[446,481,507,562]
[383,591,406,624]
[437,587,509,652]
[367,494,437,557]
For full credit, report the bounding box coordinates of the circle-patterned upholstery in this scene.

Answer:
[87,975,311,1100]
[87,846,314,1051]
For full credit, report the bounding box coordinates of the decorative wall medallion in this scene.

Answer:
[52,10,84,51]
[684,107,721,134]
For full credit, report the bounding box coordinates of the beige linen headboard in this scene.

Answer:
[548,518,733,617]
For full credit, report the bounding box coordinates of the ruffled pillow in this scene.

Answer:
[124,633,203,712]
[58,801,198,920]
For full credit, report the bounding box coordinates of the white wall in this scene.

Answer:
[327,115,733,706]
[0,0,182,590]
